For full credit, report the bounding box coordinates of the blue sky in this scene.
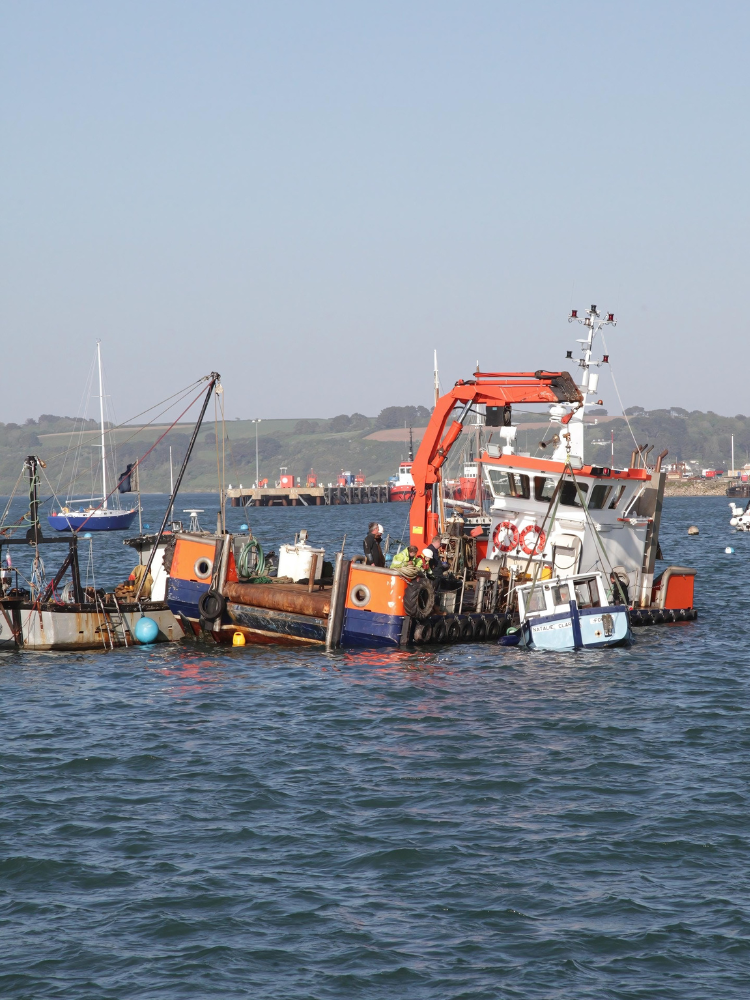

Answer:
[2,1,749,422]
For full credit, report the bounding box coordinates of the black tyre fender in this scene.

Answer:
[446,617,461,642]
[198,589,226,622]
[403,578,435,620]
[459,618,474,640]
[412,621,433,644]
[431,619,448,643]
[487,618,501,640]
[474,618,488,640]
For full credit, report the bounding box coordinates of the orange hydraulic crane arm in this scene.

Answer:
[408,370,582,546]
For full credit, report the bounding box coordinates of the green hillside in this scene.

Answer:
[0,404,743,500]
[0,406,431,497]
[584,408,743,471]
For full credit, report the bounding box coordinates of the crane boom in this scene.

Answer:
[409,370,583,547]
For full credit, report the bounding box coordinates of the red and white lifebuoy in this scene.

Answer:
[520,524,546,556]
[492,520,519,553]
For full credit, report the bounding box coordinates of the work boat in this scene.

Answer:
[48,341,138,532]
[513,571,631,651]
[389,428,417,502]
[389,462,415,502]
[405,305,697,640]
[0,456,179,651]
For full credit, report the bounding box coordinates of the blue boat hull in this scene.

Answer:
[47,509,138,532]
[520,603,632,651]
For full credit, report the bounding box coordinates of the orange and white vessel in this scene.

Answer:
[407,305,696,629]
[388,462,415,502]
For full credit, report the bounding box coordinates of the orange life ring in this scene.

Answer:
[520,524,546,555]
[492,520,519,553]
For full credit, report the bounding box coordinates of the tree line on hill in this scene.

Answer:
[293,405,432,436]
[2,403,747,494]
[588,407,750,469]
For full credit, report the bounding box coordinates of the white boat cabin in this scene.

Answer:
[481,450,663,608]
[517,573,611,621]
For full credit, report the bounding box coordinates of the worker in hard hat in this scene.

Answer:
[391,545,424,579]
[363,522,386,567]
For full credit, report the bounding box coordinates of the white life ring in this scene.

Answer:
[349,583,371,608]
[194,556,213,580]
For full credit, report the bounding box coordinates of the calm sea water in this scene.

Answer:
[1,494,749,999]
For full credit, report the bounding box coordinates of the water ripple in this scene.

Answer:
[1,498,750,997]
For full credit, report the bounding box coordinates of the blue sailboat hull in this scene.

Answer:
[47,509,138,532]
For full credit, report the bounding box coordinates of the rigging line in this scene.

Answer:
[214,392,221,496]
[51,380,201,473]
[71,383,209,533]
[57,356,97,498]
[567,464,617,584]
[221,393,227,504]
[45,381,204,504]
[116,377,205,428]
[223,424,241,491]
[516,481,564,615]
[600,332,640,454]
[220,390,227,529]
[0,469,25,532]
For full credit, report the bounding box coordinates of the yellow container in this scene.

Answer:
[233,631,246,646]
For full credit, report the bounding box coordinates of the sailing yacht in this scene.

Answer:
[48,342,139,532]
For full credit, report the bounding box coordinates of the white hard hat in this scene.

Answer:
[376,523,384,533]
[421,548,433,560]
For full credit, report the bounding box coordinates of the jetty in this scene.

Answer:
[227,484,390,506]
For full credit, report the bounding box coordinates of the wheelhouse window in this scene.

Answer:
[588,483,613,510]
[574,578,601,609]
[534,476,557,502]
[608,484,627,509]
[560,480,589,507]
[524,588,547,613]
[486,469,530,499]
[551,583,571,607]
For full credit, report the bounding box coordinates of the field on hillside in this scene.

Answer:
[0,404,745,501]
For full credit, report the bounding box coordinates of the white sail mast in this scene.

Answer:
[97,341,108,509]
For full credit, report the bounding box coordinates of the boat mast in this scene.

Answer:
[134,372,222,600]
[552,305,615,463]
[97,341,108,509]
[433,350,445,532]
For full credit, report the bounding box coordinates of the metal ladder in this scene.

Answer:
[95,594,132,648]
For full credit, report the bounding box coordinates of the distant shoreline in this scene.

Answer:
[664,480,729,497]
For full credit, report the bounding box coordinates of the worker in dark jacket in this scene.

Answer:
[363,522,386,567]
[610,569,630,606]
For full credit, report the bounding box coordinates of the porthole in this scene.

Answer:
[194,556,213,580]
[349,583,371,608]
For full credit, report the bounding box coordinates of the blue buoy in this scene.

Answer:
[143,523,150,530]
[240,523,248,531]
[83,533,92,539]
[134,616,159,644]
